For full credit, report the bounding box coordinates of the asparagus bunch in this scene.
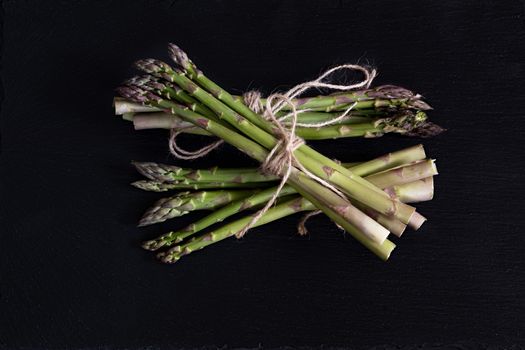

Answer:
[130,145,437,263]
[116,43,442,261]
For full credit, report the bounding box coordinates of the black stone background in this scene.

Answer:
[1,0,524,348]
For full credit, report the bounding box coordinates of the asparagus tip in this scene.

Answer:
[135,58,173,74]
[131,180,166,192]
[141,240,164,251]
[168,43,191,70]
[137,218,152,227]
[369,85,415,99]
[406,122,446,138]
[116,85,163,104]
[410,99,433,111]
[159,252,180,264]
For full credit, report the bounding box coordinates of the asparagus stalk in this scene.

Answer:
[114,97,161,114]
[131,180,268,192]
[133,59,417,226]
[117,86,393,252]
[132,161,276,184]
[142,145,429,250]
[138,189,257,226]
[292,111,429,139]
[253,84,432,112]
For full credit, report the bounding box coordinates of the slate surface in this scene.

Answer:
[1,0,524,348]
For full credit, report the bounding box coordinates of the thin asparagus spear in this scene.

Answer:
[132,162,276,184]
[133,60,417,226]
[117,86,392,251]
[143,145,429,250]
[131,180,269,192]
[139,189,257,226]
[114,97,382,117]
[293,111,428,139]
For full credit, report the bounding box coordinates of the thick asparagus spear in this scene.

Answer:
[138,189,257,226]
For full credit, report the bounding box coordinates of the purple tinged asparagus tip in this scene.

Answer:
[167,43,191,70]
[410,99,433,111]
[115,86,149,104]
[131,161,183,182]
[406,122,446,138]
[125,75,167,92]
[372,85,415,99]
[134,58,174,74]
[123,75,151,87]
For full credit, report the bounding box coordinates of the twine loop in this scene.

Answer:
[168,128,224,160]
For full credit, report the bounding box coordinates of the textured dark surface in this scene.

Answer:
[1,0,524,348]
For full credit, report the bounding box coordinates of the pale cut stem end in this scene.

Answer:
[408,211,427,230]
[393,177,434,203]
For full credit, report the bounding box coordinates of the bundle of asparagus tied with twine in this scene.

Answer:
[115,43,443,263]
